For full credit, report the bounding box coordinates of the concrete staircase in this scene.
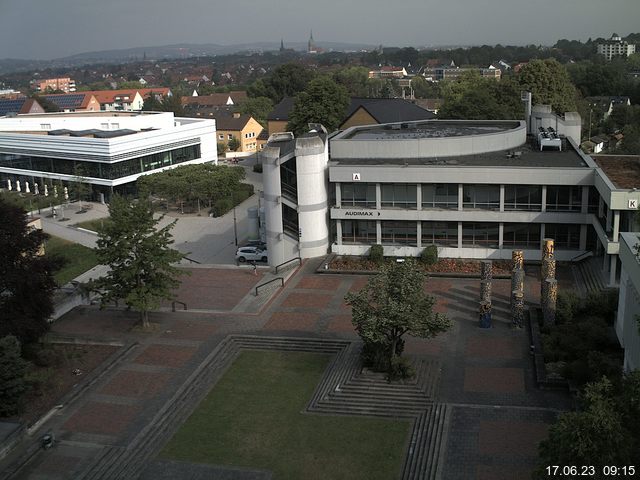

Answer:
[74,336,448,480]
[573,256,607,296]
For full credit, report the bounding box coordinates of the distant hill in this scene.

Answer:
[0,41,378,74]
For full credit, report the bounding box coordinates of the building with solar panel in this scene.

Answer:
[0,111,217,200]
[0,97,45,116]
[40,93,101,112]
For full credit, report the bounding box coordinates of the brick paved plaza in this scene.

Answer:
[2,261,572,480]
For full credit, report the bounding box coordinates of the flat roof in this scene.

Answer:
[593,155,640,189]
[343,120,520,140]
[331,140,588,169]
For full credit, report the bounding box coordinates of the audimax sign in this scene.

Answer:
[344,211,381,217]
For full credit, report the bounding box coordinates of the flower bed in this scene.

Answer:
[329,256,512,275]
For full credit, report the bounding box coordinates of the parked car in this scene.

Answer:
[244,240,267,250]
[236,247,268,263]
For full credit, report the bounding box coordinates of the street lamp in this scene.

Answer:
[231,191,238,246]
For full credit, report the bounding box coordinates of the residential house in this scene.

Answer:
[597,33,636,61]
[215,113,263,154]
[0,97,45,116]
[41,93,101,112]
[35,77,76,93]
[368,66,408,79]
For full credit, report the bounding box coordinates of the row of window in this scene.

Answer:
[0,145,201,180]
[339,183,598,213]
[341,220,581,249]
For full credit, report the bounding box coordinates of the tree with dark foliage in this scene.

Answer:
[0,199,62,345]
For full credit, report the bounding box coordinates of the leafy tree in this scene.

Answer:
[344,259,451,376]
[237,96,273,126]
[0,336,29,417]
[535,377,636,477]
[333,66,370,97]
[142,94,184,116]
[217,141,227,155]
[516,58,578,113]
[71,164,91,202]
[0,199,62,345]
[410,76,442,99]
[287,76,350,134]
[92,196,186,328]
[227,137,241,152]
[617,124,640,154]
[248,63,315,103]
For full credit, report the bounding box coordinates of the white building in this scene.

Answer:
[0,111,217,200]
[597,33,636,61]
[615,232,640,371]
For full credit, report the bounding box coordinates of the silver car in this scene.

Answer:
[235,247,268,263]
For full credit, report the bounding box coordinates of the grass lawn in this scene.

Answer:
[45,235,99,285]
[161,350,411,480]
[73,217,111,232]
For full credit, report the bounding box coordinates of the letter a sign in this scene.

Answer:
[352,173,361,181]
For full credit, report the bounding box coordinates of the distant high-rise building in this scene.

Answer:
[35,77,76,93]
[597,33,636,61]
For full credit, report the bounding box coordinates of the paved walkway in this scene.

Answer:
[1,260,570,480]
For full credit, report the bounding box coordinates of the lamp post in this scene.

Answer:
[232,191,238,246]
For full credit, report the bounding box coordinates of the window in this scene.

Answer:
[544,224,580,249]
[546,186,582,212]
[463,185,500,210]
[381,221,417,245]
[422,221,458,246]
[462,223,499,248]
[504,185,542,211]
[341,183,376,208]
[381,184,417,209]
[503,223,541,248]
[422,184,458,209]
[40,124,51,130]
[228,134,233,140]
[342,220,376,244]
[218,134,224,140]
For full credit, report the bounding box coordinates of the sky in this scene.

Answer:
[0,0,638,60]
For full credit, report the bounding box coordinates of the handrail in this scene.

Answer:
[570,251,593,263]
[255,277,284,296]
[275,257,301,274]
[184,256,201,264]
[172,300,187,312]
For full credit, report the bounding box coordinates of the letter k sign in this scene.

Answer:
[629,199,638,209]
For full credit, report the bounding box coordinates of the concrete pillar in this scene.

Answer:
[480,280,492,304]
[539,224,545,249]
[416,184,422,211]
[335,183,342,207]
[579,224,587,251]
[512,249,524,270]
[541,185,547,212]
[498,223,504,249]
[457,221,463,249]
[376,220,381,244]
[613,211,620,242]
[416,221,422,248]
[511,268,525,299]
[541,258,556,281]
[376,183,381,210]
[610,254,618,286]
[336,220,342,245]
[511,291,524,328]
[458,183,464,211]
[581,185,589,214]
[542,278,557,326]
[481,260,493,282]
[479,301,492,328]
[543,238,555,260]
[499,184,505,212]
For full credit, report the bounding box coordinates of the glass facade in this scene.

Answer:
[282,203,299,238]
[463,185,500,210]
[422,221,458,246]
[341,183,376,208]
[280,157,297,201]
[0,144,200,181]
[422,184,458,209]
[462,222,499,248]
[503,223,541,248]
[381,183,417,209]
[504,185,542,211]
[381,221,417,245]
[342,220,376,244]
[544,223,580,249]
[546,186,582,212]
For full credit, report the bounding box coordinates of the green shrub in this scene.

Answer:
[369,244,384,264]
[0,336,29,416]
[387,356,415,381]
[211,198,233,217]
[556,291,581,324]
[420,245,438,265]
[583,289,619,325]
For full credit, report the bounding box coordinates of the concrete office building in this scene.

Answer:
[0,111,217,200]
[615,232,640,371]
[262,107,640,287]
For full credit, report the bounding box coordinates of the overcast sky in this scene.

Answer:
[0,0,638,60]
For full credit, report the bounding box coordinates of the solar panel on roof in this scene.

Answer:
[43,94,85,109]
[0,98,26,116]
